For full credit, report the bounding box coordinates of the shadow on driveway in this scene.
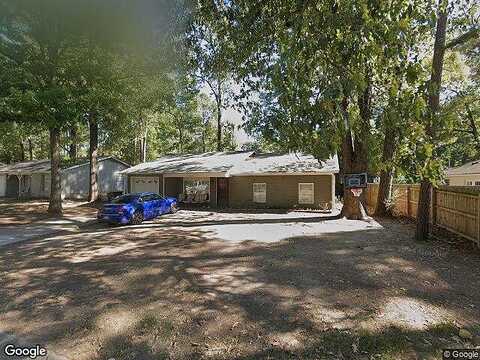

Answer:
[0,216,479,359]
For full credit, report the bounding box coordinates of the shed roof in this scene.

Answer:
[0,156,129,175]
[0,159,51,174]
[122,151,339,176]
[446,160,480,176]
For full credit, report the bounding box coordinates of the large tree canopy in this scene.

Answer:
[195,0,434,218]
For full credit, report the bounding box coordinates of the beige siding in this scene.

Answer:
[447,175,480,186]
[229,175,333,209]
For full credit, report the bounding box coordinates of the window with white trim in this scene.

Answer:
[466,180,473,186]
[475,181,480,186]
[298,183,314,204]
[253,183,266,203]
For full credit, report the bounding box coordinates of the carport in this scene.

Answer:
[5,175,19,198]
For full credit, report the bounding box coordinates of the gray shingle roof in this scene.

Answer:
[0,157,129,174]
[122,151,339,176]
[446,160,480,176]
[0,159,51,174]
[229,152,338,175]
[121,151,254,175]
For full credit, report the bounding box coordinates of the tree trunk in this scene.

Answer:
[28,138,33,160]
[140,128,147,163]
[340,97,369,220]
[216,104,222,152]
[88,115,99,202]
[48,127,63,215]
[416,180,432,240]
[216,81,223,152]
[19,140,25,161]
[415,2,448,241]
[69,125,78,161]
[465,104,480,153]
[375,124,396,216]
[202,128,206,153]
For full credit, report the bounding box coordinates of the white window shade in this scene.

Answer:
[298,183,314,204]
[253,183,266,203]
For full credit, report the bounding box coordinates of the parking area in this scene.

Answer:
[0,199,99,226]
[0,209,479,359]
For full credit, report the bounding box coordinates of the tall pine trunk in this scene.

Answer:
[375,124,396,216]
[88,115,99,202]
[140,127,147,163]
[416,3,448,241]
[28,138,33,160]
[216,103,222,152]
[48,127,63,215]
[19,140,25,161]
[69,125,78,161]
[216,81,223,152]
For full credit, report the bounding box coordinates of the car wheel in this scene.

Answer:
[170,203,178,214]
[131,211,143,225]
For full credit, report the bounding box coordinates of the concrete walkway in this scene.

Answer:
[0,216,96,248]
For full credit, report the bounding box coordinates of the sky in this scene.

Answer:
[200,85,252,147]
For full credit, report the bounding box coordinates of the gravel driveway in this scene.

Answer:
[0,210,479,360]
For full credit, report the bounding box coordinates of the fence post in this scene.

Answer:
[477,193,480,248]
[432,188,437,226]
[407,186,410,217]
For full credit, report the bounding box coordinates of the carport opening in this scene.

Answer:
[6,175,20,198]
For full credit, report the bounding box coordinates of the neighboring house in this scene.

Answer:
[121,151,339,210]
[446,160,480,186]
[0,157,129,199]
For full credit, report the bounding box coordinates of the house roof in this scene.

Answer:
[446,160,480,176]
[122,151,339,176]
[0,156,129,175]
[229,152,339,175]
[121,151,253,175]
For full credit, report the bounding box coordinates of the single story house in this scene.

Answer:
[0,157,129,199]
[446,160,480,186]
[121,151,339,209]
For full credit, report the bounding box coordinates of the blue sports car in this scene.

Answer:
[97,192,177,225]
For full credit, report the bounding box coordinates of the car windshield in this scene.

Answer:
[110,195,139,204]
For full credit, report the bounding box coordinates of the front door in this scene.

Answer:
[217,178,229,207]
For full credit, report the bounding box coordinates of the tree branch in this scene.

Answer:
[445,28,479,50]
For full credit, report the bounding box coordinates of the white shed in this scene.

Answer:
[0,157,129,199]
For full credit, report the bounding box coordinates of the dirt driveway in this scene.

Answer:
[0,210,479,360]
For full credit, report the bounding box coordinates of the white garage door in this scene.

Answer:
[130,176,159,194]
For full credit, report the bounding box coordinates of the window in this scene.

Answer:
[253,183,266,203]
[466,180,473,186]
[475,181,480,186]
[141,194,157,202]
[298,183,314,204]
[111,195,140,204]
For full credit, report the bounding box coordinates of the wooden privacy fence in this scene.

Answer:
[365,183,480,246]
